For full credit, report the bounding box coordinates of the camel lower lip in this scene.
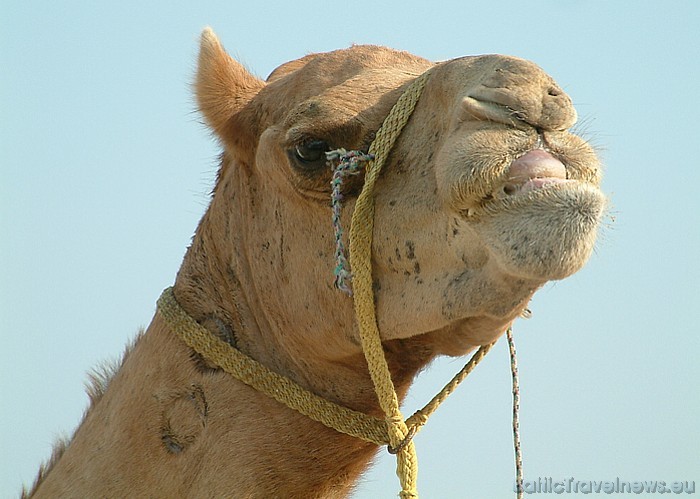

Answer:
[519,177,572,194]
[475,182,606,281]
[464,180,587,218]
[500,176,573,200]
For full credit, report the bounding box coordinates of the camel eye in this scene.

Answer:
[293,139,330,167]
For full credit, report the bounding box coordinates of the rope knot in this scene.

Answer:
[387,424,419,455]
[407,410,429,427]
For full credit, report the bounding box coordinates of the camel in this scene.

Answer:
[25,28,605,498]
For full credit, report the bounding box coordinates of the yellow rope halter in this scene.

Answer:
[157,70,519,497]
[349,70,450,498]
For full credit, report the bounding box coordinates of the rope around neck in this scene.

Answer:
[157,69,524,498]
[157,287,494,475]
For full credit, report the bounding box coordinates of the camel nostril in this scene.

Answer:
[503,183,519,196]
[547,87,561,97]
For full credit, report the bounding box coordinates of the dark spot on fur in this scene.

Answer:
[162,434,185,454]
[413,262,421,275]
[389,200,397,207]
[227,267,238,284]
[395,248,402,261]
[405,241,415,260]
[205,315,236,347]
[394,158,407,174]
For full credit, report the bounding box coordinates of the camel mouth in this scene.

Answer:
[465,148,583,217]
[502,148,569,193]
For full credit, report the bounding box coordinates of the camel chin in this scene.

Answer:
[474,180,605,281]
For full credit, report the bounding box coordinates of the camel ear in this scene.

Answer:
[195,28,265,139]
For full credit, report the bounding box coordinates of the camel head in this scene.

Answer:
[188,28,605,362]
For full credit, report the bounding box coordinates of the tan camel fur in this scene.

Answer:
[26,28,605,498]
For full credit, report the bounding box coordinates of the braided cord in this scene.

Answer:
[328,149,375,295]
[507,327,524,499]
[406,343,494,429]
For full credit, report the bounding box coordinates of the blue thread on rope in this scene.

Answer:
[327,149,375,295]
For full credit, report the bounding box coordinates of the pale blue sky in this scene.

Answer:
[2,1,698,497]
